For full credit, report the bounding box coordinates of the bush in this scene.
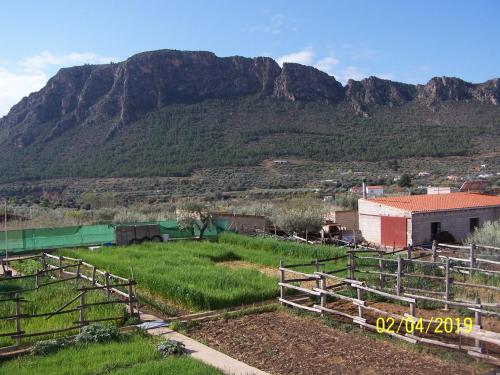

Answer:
[157,339,185,357]
[467,220,500,247]
[75,324,121,344]
[30,337,72,356]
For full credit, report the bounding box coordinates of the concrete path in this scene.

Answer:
[138,311,269,375]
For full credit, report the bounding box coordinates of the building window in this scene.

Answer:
[469,218,480,233]
[431,222,441,240]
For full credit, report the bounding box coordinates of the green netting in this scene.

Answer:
[0,224,115,255]
[0,219,223,255]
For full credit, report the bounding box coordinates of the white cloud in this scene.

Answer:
[20,51,115,73]
[0,51,118,117]
[314,55,340,74]
[0,69,47,116]
[276,47,314,66]
[337,66,367,81]
[244,11,297,35]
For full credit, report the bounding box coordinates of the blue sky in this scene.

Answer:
[0,0,499,115]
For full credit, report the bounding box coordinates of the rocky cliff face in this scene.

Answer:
[1,49,499,147]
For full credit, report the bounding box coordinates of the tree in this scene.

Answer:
[177,201,214,239]
[272,207,323,241]
[398,174,412,188]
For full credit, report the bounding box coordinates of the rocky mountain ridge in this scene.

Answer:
[1,49,499,148]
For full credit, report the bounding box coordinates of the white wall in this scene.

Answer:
[358,199,409,244]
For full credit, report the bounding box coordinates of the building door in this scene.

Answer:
[430,222,441,241]
[381,216,407,248]
[469,218,479,233]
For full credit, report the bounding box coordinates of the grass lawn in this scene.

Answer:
[59,233,346,311]
[0,332,222,375]
[0,275,124,348]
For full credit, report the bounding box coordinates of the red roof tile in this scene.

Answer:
[367,192,500,213]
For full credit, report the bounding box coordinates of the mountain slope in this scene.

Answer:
[0,49,499,182]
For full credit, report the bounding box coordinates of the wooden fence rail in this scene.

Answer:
[278,266,500,365]
[0,253,138,348]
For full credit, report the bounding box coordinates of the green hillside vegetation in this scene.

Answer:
[0,332,222,375]
[59,233,346,311]
[1,97,499,182]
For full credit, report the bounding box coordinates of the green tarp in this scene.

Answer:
[0,224,115,255]
[0,219,227,255]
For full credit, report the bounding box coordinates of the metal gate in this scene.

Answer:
[380,216,407,248]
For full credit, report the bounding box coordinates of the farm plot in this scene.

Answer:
[0,263,125,348]
[0,331,222,375]
[189,310,491,375]
[59,233,346,311]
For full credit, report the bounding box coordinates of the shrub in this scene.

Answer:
[157,339,185,357]
[75,324,121,344]
[30,337,72,356]
[466,220,500,248]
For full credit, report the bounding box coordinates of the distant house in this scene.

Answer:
[460,180,488,193]
[427,186,458,195]
[350,185,384,197]
[272,160,288,165]
[418,171,431,177]
[447,175,459,181]
[324,209,359,230]
[358,192,500,247]
[212,212,266,234]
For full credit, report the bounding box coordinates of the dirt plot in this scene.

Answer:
[189,311,490,375]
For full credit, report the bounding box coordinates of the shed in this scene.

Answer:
[358,192,500,247]
[324,209,359,230]
[212,212,266,234]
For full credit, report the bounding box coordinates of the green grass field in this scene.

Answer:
[0,332,222,375]
[59,233,346,311]
[0,275,124,348]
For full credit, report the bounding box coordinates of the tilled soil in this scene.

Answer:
[189,310,489,375]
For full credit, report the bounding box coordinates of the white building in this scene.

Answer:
[358,192,500,247]
[351,185,384,197]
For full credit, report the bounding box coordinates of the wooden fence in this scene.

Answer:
[0,253,137,348]
[278,245,500,365]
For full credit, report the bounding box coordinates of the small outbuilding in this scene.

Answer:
[212,212,266,234]
[358,192,500,247]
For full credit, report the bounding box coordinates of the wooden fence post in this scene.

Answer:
[348,252,355,279]
[14,293,21,346]
[378,253,384,289]
[396,256,402,296]
[40,253,47,271]
[319,275,326,315]
[407,245,413,260]
[432,240,437,263]
[79,290,86,331]
[409,301,416,317]
[35,271,40,289]
[357,288,364,329]
[444,257,450,311]
[76,260,81,286]
[104,272,110,297]
[314,259,321,304]
[470,243,476,269]
[279,260,285,305]
[58,256,63,278]
[128,280,135,317]
[474,297,483,353]
[91,266,97,285]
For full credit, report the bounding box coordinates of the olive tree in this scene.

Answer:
[272,207,323,241]
[177,201,214,239]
